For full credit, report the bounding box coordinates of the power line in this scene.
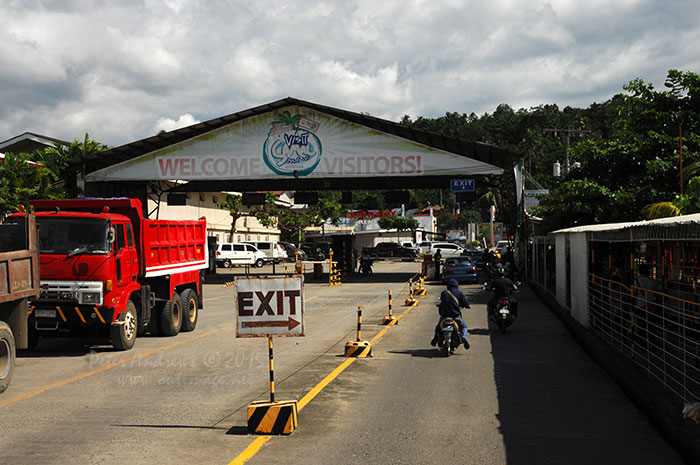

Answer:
[544,127,591,174]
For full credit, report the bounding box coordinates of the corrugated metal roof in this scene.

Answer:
[551,213,700,241]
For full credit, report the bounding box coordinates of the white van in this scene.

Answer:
[244,241,288,264]
[496,240,511,255]
[418,241,434,254]
[216,243,267,268]
[429,242,465,258]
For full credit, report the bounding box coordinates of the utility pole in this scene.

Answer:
[544,127,591,175]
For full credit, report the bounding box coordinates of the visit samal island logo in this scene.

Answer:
[263,111,322,176]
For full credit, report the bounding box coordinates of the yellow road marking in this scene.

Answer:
[228,289,421,464]
[298,357,356,410]
[227,437,272,465]
[305,295,319,303]
[0,324,236,410]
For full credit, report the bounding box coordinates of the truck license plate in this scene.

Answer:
[35,309,56,318]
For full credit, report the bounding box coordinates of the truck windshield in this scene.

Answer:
[37,218,111,254]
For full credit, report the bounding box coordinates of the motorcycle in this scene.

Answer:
[491,296,516,334]
[485,281,519,334]
[359,256,374,275]
[437,317,462,356]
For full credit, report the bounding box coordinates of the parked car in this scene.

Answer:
[441,257,478,284]
[279,241,308,262]
[301,242,330,261]
[429,242,465,259]
[216,242,267,268]
[243,241,288,264]
[363,242,418,260]
[418,241,434,254]
[463,249,485,270]
[496,240,511,255]
[400,241,420,254]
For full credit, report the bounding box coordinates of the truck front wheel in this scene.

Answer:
[180,289,198,332]
[0,322,15,393]
[110,301,138,351]
[255,258,266,268]
[160,293,182,337]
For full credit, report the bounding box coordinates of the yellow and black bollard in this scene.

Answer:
[329,250,341,286]
[247,336,298,435]
[382,289,398,325]
[413,275,426,296]
[344,306,372,357]
[405,278,417,306]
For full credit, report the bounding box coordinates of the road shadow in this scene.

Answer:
[488,283,680,464]
[468,327,491,336]
[226,425,252,436]
[112,423,228,431]
[16,337,117,357]
[388,348,446,358]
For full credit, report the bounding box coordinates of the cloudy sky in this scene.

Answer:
[1,0,698,148]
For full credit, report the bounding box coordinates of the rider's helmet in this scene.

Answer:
[446,278,459,289]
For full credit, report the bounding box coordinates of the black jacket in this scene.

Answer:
[491,277,517,300]
[438,280,470,318]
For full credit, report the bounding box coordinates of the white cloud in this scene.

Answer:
[152,114,201,135]
[0,0,699,146]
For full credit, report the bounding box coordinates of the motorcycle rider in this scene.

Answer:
[487,268,519,318]
[431,278,470,349]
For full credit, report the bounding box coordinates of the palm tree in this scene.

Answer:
[642,161,700,219]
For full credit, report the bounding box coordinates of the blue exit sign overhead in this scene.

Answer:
[450,179,475,192]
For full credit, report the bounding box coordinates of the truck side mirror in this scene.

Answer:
[108,227,115,243]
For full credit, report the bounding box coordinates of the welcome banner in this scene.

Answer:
[86,106,502,182]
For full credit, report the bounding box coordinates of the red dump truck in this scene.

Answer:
[24,198,208,351]
[0,207,39,393]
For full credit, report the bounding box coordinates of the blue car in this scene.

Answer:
[442,257,478,284]
[464,249,485,270]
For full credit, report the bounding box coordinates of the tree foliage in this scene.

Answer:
[39,133,108,198]
[0,151,62,217]
[377,216,418,231]
[402,68,700,231]
[436,209,482,233]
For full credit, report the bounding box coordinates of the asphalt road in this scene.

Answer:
[0,262,687,465]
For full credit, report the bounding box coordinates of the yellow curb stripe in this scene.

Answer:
[0,324,235,410]
[298,357,356,410]
[227,436,272,465]
[228,289,421,464]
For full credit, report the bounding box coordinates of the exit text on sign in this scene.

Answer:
[235,276,305,337]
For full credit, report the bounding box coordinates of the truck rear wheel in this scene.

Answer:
[110,301,137,351]
[0,322,15,393]
[255,258,265,268]
[160,293,182,337]
[180,289,198,332]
